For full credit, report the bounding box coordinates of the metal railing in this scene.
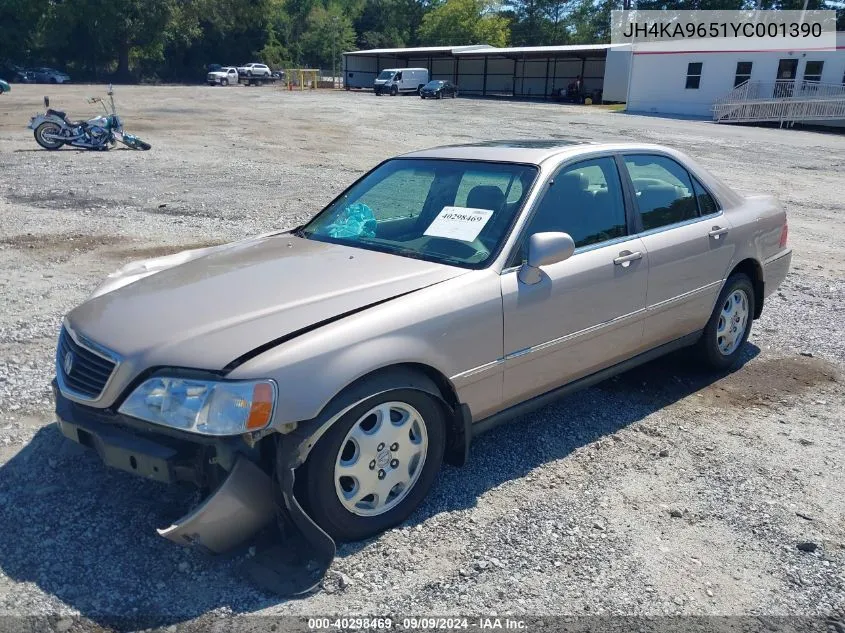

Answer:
[713,80,845,125]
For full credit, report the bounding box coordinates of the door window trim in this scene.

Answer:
[503,152,636,270]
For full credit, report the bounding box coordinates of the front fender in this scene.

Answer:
[226,270,504,428]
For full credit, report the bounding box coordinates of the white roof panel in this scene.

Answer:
[343,44,495,56]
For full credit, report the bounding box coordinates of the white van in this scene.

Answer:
[373,68,429,96]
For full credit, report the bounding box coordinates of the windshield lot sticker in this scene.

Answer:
[424,207,494,242]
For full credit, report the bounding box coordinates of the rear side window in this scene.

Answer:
[692,176,719,215]
[625,154,699,230]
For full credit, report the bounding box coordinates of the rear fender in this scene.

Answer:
[28,113,65,130]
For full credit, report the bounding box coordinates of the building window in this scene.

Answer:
[685,62,703,89]
[804,61,824,83]
[734,61,752,87]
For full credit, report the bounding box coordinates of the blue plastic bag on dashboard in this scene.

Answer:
[324,203,377,239]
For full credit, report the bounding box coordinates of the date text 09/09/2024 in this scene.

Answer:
[307,617,528,630]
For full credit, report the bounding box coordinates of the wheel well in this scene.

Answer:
[729,258,764,318]
[309,363,467,467]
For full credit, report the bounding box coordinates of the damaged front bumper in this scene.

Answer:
[53,382,335,594]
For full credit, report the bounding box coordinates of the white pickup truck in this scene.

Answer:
[207,67,239,86]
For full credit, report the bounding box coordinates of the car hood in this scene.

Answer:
[66,234,467,371]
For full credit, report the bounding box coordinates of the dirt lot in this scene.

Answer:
[0,85,843,630]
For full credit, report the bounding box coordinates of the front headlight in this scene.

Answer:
[118,376,276,436]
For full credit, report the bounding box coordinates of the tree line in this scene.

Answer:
[0,0,841,82]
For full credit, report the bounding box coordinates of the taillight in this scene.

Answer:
[779,220,789,248]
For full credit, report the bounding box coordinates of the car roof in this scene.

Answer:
[400,140,687,166]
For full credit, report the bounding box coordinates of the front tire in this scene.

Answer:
[390,85,398,96]
[301,388,446,542]
[221,78,228,86]
[34,122,64,150]
[696,273,754,370]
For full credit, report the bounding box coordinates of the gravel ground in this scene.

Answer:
[0,85,843,632]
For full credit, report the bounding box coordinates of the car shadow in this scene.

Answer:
[337,343,761,557]
[0,344,758,628]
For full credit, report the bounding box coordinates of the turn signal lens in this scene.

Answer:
[779,221,789,248]
[246,382,275,430]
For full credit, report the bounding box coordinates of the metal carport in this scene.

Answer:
[342,43,625,100]
[452,44,619,99]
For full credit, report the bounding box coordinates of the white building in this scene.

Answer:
[617,32,845,118]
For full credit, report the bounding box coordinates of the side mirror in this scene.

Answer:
[518,232,575,285]
[43,96,49,108]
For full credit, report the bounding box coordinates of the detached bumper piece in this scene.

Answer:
[54,383,336,596]
[157,458,276,553]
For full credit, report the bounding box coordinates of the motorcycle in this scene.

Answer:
[28,85,151,151]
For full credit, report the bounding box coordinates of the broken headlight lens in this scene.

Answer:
[119,377,276,436]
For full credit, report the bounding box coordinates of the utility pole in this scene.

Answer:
[331,16,340,88]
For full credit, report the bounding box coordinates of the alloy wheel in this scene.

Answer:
[333,401,428,517]
[716,289,749,355]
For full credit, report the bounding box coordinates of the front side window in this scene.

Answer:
[734,61,752,87]
[299,159,538,268]
[625,155,699,230]
[686,62,703,89]
[515,157,627,261]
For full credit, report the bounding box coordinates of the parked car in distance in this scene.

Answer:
[271,70,286,81]
[0,79,9,94]
[420,80,457,99]
[30,67,71,84]
[374,67,429,96]
[207,66,239,86]
[52,140,790,557]
[0,63,33,83]
[237,63,271,78]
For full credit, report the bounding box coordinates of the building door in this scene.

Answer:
[775,59,798,97]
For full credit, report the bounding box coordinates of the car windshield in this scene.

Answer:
[377,70,395,80]
[425,81,445,88]
[298,159,538,268]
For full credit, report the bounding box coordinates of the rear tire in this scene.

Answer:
[696,273,755,370]
[34,122,64,150]
[301,387,446,542]
[436,92,442,99]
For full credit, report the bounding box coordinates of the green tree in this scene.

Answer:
[301,4,357,70]
[0,0,50,62]
[418,0,510,46]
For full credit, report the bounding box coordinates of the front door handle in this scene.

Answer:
[708,226,729,239]
[613,250,643,267]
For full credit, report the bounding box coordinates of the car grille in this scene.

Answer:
[57,327,117,399]
[207,74,215,81]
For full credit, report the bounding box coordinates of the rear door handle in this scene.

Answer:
[708,226,729,239]
[613,250,643,267]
